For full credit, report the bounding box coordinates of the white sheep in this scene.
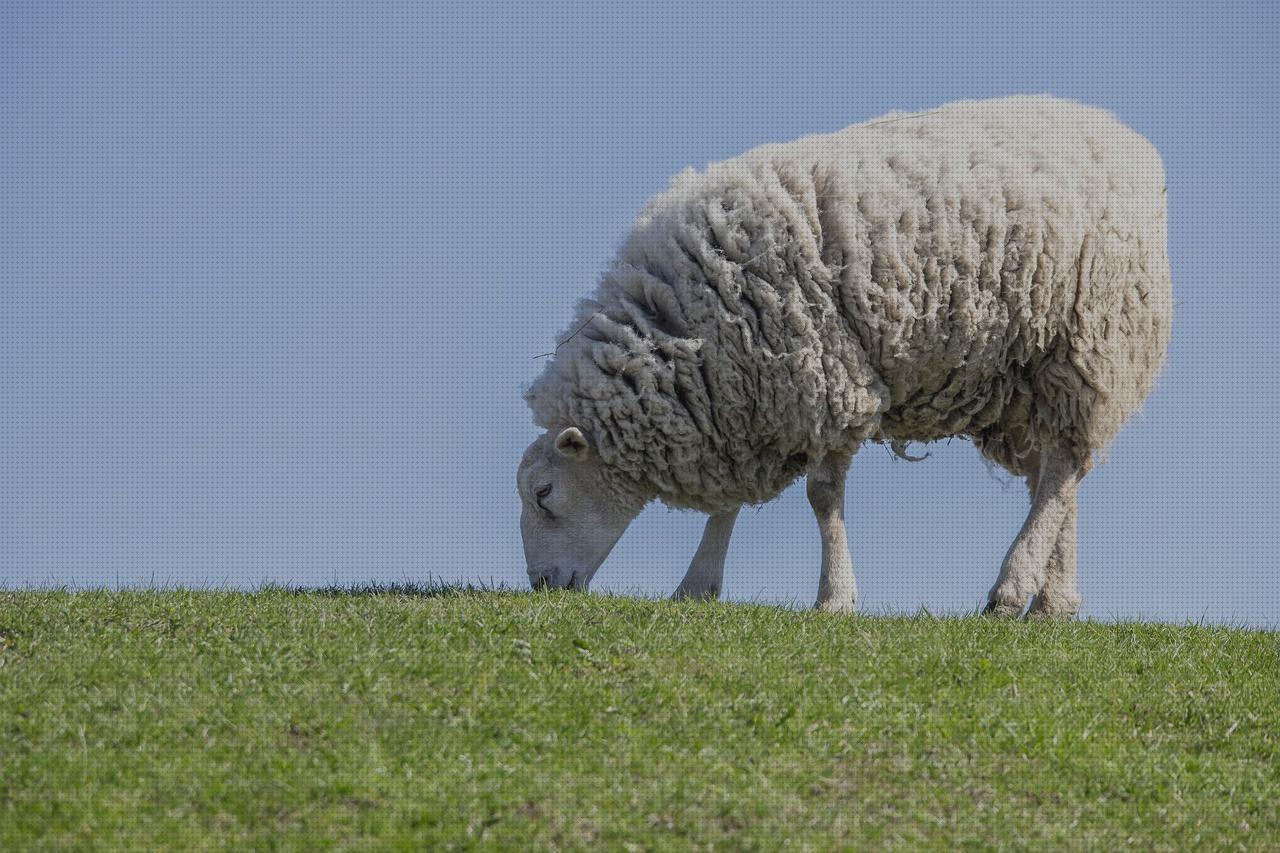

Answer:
[517,95,1172,617]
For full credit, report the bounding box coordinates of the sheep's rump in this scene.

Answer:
[527,96,1172,512]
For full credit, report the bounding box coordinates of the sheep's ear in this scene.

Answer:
[554,427,591,461]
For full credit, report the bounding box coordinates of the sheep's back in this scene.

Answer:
[657,95,1172,450]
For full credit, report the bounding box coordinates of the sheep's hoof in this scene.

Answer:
[815,597,856,615]
[1026,593,1082,619]
[672,586,720,602]
[982,597,1026,618]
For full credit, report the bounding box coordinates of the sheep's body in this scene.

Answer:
[526,95,1172,517]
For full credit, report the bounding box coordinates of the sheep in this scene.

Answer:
[516,95,1172,618]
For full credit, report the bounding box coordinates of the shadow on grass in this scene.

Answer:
[276,580,521,599]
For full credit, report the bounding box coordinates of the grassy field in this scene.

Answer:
[1,587,1277,850]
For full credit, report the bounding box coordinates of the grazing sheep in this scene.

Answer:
[517,95,1172,617]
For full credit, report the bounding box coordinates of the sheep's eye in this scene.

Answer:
[534,484,555,518]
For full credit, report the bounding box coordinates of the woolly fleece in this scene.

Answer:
[526,95,1172,514]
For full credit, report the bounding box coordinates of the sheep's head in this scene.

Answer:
[516,427,643,590]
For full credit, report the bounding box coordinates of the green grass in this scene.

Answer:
[1,587,1278,850]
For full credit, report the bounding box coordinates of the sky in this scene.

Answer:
[2,1,1278,624]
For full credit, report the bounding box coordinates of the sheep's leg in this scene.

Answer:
[985,448,1083,617]
[1026,494,1081,617]
[808,452,857,614]
[673,506,740,601]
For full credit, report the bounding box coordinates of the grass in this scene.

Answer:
[1,586,1278,850]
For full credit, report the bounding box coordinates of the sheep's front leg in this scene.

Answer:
[808,452,857,614]
[673,506,740,601]
[985,448,1084,617]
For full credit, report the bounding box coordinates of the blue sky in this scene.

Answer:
[2,1,1277,624]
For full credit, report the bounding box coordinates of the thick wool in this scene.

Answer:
[526,95,1172,514]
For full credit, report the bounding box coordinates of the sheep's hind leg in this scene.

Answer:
[808,451,857,614]
[985,448,1083,617]
[1027,482,1084,618]
[673,506,740,601]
